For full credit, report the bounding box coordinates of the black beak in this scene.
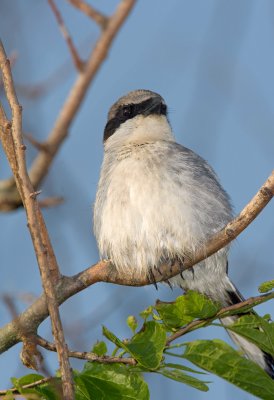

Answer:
[143,97,162,116]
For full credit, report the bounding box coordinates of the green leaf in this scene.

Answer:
[125,321,166,369]
[155,300,192,328]
[228,314,274,357]
[102,326,124,348]
[127,316,138,334]
[155,291,220,329]
[10,377,20,390]
[183,339,274,399]
[10,375,60,399]
[179,291,220,319]
[9,375,61,399]
[158,368,209,392]
[103,321,166,370]
[34,383,61,400]
[75,362,149,400]
[163,362,206,375]
[17,374,44,386]
[92,341,107,356]
[259,280,274,293]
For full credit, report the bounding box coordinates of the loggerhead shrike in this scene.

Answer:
[93,89,274,378]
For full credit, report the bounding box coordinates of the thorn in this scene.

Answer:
[29,190,42,199]
[20,144,26,150]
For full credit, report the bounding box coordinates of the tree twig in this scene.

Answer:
[1,291,272,396]
[2,294,18,319]
[29,0,136,190]
[23,132,50,152]
[66,0,109,29]
[0,377,55,396]
[38,196,64,208]
[0,0,136,211]
[36,336,136,365]
[0,170,273,356]
[48,0,84,71]
[0,41,74,399]
[37,291,274,358]
[166,291,274,345]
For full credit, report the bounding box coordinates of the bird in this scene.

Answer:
[93,89,274,378]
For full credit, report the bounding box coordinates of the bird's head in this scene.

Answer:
[103,89,173,148]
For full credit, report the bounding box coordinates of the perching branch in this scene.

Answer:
[0,0,136,211]
[77,169,274,287]
[0,41,74,399]
[0,170,273,356]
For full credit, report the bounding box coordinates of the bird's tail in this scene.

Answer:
[220,280,274,379]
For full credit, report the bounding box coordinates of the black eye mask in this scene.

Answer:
[103,98,167,142]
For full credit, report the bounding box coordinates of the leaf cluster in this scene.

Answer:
[5,286,274,400]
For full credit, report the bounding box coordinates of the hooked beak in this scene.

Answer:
[143,97,162,116]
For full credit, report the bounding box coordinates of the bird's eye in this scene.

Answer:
[160,103,167,115]
[122,104,134,118]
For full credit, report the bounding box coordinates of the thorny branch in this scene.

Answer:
[0,0,136,211]
[0,170,273,357]
[0,1,137,397]
[0,41,74,399]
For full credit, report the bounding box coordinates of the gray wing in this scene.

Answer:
[164,141,233,233]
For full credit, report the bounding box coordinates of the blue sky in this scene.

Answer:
[0,1,274,399]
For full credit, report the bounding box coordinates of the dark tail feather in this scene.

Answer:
[221,283,274,379]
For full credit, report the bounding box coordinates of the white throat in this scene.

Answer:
[104,114,174,151]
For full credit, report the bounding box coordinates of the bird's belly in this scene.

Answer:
[97,163,204,277]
